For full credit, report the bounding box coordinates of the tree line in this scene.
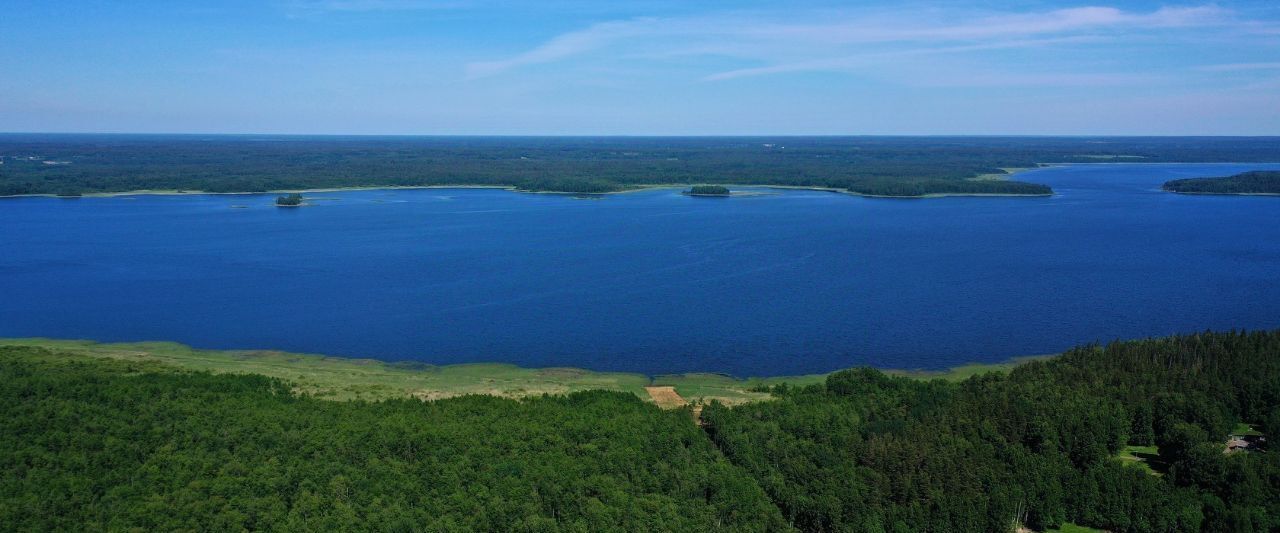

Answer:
[6,135,1278,197]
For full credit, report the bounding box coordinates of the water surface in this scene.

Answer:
[3,163,1279,375]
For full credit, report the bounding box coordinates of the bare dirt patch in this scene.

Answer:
[644,386,687,409]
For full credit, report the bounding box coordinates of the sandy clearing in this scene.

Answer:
[644,386,687,409]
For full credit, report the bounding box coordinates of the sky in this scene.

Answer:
[1,0,1278,135]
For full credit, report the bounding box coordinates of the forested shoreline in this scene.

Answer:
[2,330,1278,531]
[4,135,1279,198]
[1163,171,1280,195]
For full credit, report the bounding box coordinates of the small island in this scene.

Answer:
[275,193,304,206]
[514,177,623,194]
[1163,170,1280,195]
[686,184,731,196]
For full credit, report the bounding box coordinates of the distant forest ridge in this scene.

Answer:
[2,135,1280,197]
[1163,170,1280,195]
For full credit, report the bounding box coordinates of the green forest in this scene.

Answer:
[3,135,1280,197]
[1163,171,1280,194]
[3,330,1278,531]
[0,347,783,531]
[705,331,1280,532]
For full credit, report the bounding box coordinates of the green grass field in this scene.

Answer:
[885,355,1052,381]
[652,372,827,404]
[1045,523,1106,533]
[1117,444,1163,476]
[1233,422,1264,437]
[0,338,1044,405]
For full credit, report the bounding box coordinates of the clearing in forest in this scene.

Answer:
[644,386,687,409]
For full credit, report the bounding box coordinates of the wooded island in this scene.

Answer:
[687,184,731,196]
[275,193,303,206]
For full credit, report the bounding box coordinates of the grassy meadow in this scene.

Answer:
[0,337,1043,405]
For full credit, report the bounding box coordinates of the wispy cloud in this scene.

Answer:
[737,5,1223,43]
[1197,62,1280,72]
[702,36,1107,81]
[465,5,1234,81]
[466,19,659,79]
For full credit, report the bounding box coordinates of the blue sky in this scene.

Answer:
[2,0,1278,134]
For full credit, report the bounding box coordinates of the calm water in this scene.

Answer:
[3,163,1279,376]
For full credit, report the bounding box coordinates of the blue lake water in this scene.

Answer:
[2,163,1279,376]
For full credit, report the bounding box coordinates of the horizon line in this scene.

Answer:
[3,132,1279,139]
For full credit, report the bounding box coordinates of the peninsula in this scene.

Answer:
[1163,170,1280,195]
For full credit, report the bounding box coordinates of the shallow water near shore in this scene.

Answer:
[3,163,1279,376]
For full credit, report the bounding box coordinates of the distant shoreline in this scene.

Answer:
[12,161,1276,202]
[1164,190,1280,197]
[0,184,517,199]
[0,167,1054,200]
[0,182,1053,200]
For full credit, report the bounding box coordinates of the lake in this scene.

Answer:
[3,163,1279,376]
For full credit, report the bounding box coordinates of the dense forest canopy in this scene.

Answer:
[3,135,1279,197]
[1163,171,1280,194]
[0,347,784,531]
[3,330,1278,531]
[705,331,1280,532]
